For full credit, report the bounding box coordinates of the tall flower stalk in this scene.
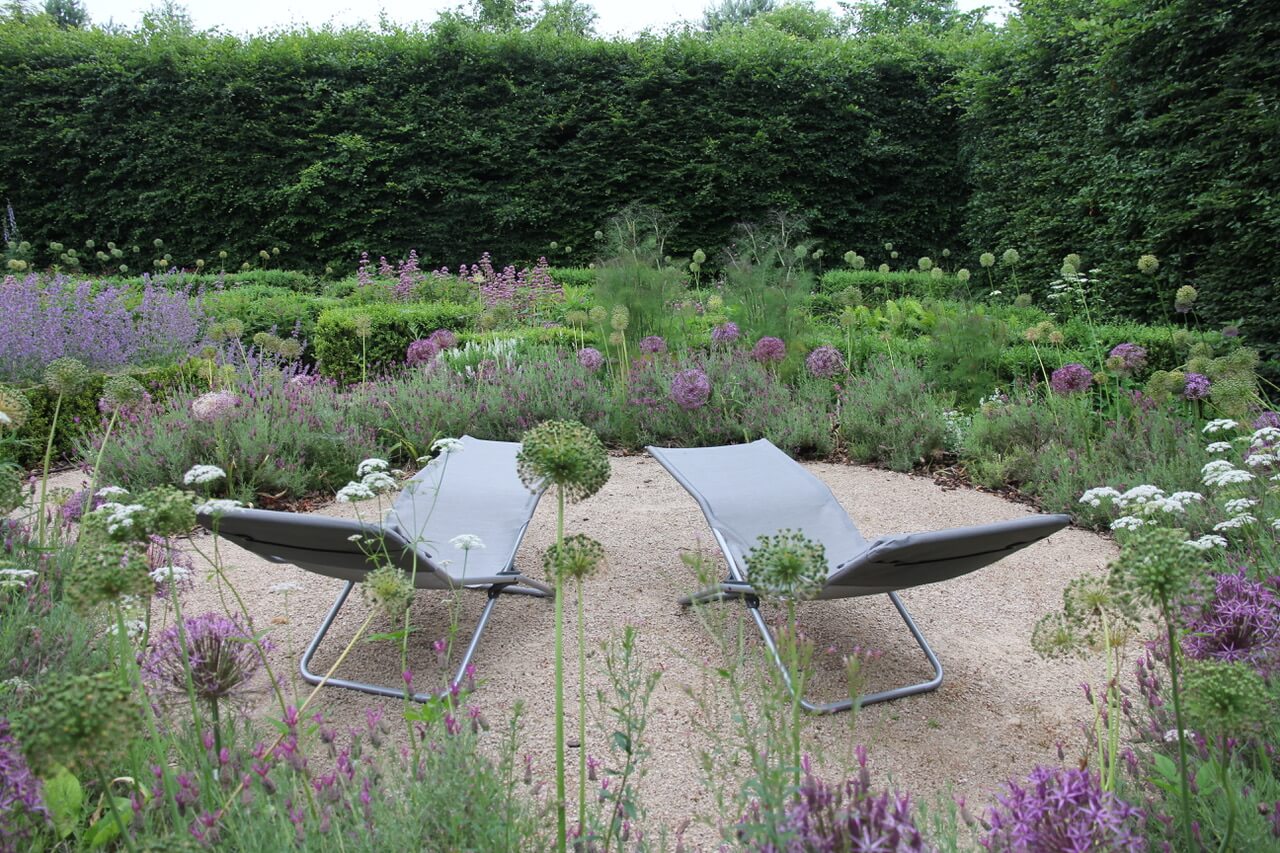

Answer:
[517,420,610,851]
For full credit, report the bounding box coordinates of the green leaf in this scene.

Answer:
[41,765,83,840]
[84,800,133,849]
[612,731,631,755]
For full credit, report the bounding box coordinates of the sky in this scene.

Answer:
[80,0,1008,38]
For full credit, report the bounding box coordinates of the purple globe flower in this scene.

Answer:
[1254,411,1280,430]
[427,328,457,350]
[1049,363,1093,395]
[1107,343,1147,374]
[577,347,604,371]
[406,338,439,366]
[670,369,711,410]
[141,612,273,707]
[638,335,667,355]
[1183,372,1211,400]
[1182,572,1280,678]
[982,766,1144,852]
[711,321,740,345]
[751,336,787,364]
[190,391,240,422]
[805,345,845,378]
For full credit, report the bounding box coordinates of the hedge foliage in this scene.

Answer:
[312,303,478,380]
[0,21,965,273]
[962,0,1280,377]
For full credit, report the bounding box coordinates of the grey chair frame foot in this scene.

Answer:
[683,583,943,714]
[301,577,551,703]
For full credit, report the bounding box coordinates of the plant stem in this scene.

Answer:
[1164,616,1194,852]
[1217,735,1236,853]
[95,766,137,853]
[554,486,567,852]
[577,578,587,836]
[36,392,63,549]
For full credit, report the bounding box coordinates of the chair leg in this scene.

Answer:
[677,580,755,606]
[745,591,944,714]
[300,581,508,703]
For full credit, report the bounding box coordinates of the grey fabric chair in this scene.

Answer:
[647,439,1070,713]
[197,435,551,702]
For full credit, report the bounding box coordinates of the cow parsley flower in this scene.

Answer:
[1251,427,1280,448]
[360,471,397,495]
[1114,485,1164,509]
[1203,419,1239,435]
[183,464,226,486]
[1213,515,1257,531]
[1224,498,1258,514]
[1111,516,1147,532]
[96,485,129,498]
[432,437,465,455]
[1185,535,1228,551]
[356,458,390,478]
[335,482,375,503]
[196,498,246,516]
[450,534,485,551]
[1201,461,1255,487]
[1079,487,1121,508]
[149,564,192,585]
[1245,453,1277,468]
[1205,441,1234,454]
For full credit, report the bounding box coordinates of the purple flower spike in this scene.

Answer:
[577,347,604,371]
[405,338,439,366]
[0,719,49,845]
[1254,411,1280,430]
[1183,372,1211,400]
[1049,363,1093,395]
[805,345,845,378]
[638,335,667,355]
[981,766,1144,852]
[670,369,711,410]
[751,336,786,364]
[711,321,740,345]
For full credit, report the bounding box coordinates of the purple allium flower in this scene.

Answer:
[982,766,1144,852]
[1183,372,1211,400]
[142,613,273,707]
[59,488,106,524]
[1254,411,1280,430]
[0,718,49,845]
[1107,343,1148,374]
[740,749,929,852]
[670,369,711,410]
[190,391,240,422]
[805,345,845,378]
[577,347,604,372]
[1049,363,1093,395]
[711,321,740,345]
[751,336,786,364]
[1182,572,1280,678]
[638,335,667,355]
[427,328,457,350]
[405,338,438,366]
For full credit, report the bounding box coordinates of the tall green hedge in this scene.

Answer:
[0,22,964,273]
[962,0,1280,378]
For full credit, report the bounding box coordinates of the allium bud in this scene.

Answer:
[980,252,996,268]
[517,420,610,502]
[1002,249,1019,264]
[877,263,890,274]
[1137,254,1159,274]
[43,357,90,396]
[99,375,147,414]
[957,268,970,282]
[746,530,826,600]
[917,257,933,271]
[692,249,706,265]
[0,386,31,430]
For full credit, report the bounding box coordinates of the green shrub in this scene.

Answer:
[201,286,340,345]
[313,302,479,380]
[837,358,951,471]
[548,267,596,290]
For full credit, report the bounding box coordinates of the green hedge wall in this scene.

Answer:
[0,23,964,274]
[962,0,1280,379]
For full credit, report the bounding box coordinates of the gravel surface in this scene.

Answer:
[50,453,1119,846]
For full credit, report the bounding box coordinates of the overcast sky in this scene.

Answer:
[81,0,1008,38]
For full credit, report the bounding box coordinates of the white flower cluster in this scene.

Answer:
[450,534,485,551]
[1111,516,1148,531]
[270,581,301,594]
[356,458,390,478]
[1185,534,1228,551]
[432,437,465,455]
[1081,485,1202,515]
[1251,427,1280,448]
[1246,452,1278,468]
[1223,497,1259,514]
[95,485,129,498]
[1079,487,1121,508]
[1202,460,1256,488]
[97,502,147,535]
[1202,419,1239,435]
[1213,515,1257,531]
[1204,441,1235,454]
[1273,518,1280,531]
[335,482,374,503]
[183,464,227,486]
[0,568,38,590]
[105,619,148,641]
[197,498,247,516]
[149,564,192,585]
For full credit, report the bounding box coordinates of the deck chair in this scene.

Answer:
[197,435,551,702]
[647,439,1070,713]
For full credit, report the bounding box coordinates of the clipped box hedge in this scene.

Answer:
[201,286,340,347]
[313,302,479,380]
